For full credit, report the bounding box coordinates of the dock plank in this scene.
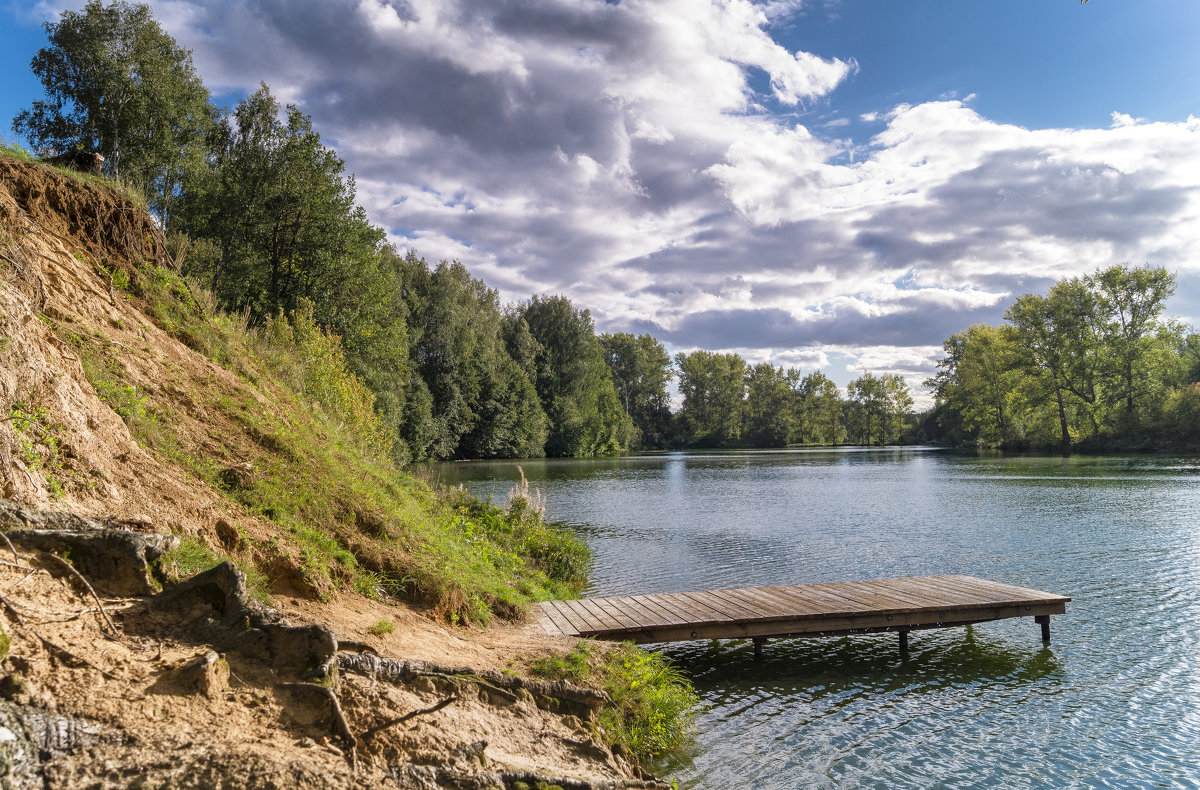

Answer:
[530,574,1070,646]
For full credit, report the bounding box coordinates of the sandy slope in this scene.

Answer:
[0,157,660,788]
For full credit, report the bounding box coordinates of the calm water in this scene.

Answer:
[435,448,1200,789]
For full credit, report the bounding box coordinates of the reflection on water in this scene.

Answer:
[435,449,1200,789]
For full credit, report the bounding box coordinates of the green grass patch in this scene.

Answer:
[155,536,271,604]
[368,619,395,636]
[5,401,68,499]
[530,640,698,760]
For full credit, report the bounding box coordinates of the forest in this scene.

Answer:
[9,2,1198,459]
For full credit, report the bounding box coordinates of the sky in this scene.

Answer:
[3,0,1200,406]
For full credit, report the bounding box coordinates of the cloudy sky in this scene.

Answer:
[4,0,1200,403]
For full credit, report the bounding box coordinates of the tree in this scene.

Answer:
[743,363,795,447]
[847,372,912,445]
[1005,278,1104,447]
[927,324,1024,446]
[394,253,545,459]
[599,333,672,447]
[795,372,846,445]
[517,295,633,457]
[13,0,216,224]
[1091,264,1179,418]
[675,351,746,447]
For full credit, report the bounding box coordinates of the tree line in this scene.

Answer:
[926,264,1200,450]
[9,1,917,459]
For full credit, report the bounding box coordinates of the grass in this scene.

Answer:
[530,640,698,760]
[155,536,272,604]
[5,401,68,499]
[368,619,395,636]
[21,162,591,623]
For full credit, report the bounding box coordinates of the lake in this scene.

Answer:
[434,448,1200,789]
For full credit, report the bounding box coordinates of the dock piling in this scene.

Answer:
[1035,614,1051,643]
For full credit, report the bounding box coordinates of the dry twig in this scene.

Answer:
[359,696,458,741]
[39,552,119,638]
[0,531,19,564]
[280,682,359,771]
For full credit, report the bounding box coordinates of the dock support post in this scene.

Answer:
[898,630,909,652]
[1035,615,1051,643]
[753,637,765,660]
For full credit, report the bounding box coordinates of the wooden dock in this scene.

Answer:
[532,575,1070,655]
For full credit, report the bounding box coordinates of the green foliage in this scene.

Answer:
[0,625,8,662]
[263,300,392,460]
[931,264,1191,450]
[743,362,796,448]
[395,252,546,460]
[173,85,409,451]
[846,371,913,446]
[5,401,67,498]
[794,371,846,445]
[530,640,698,759]
[13,1,216,224]
[599,332,673,448]
[516,295,634,457]
[368,619,395,636]
[675,350,747,447]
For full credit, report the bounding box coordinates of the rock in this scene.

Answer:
[154,651,229,699]
[43,151,105,175]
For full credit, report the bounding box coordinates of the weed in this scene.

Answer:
[5,402,68,499]
[530,640,697,759]
[368,619,394,636]
[0,626,8,662]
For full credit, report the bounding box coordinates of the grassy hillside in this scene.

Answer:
[0,147,588,623]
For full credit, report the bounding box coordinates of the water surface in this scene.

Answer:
[436,449,1200,789]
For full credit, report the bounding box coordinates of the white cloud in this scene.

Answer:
[132,0,1200,398]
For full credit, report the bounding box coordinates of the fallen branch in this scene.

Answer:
[0,559,39,573]
[359,696,457,742]
[39,552,119,638]
[279,682,358,771]
[11,569,42,589]
[0,530,19,564]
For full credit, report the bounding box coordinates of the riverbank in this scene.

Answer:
[0,153,688,786]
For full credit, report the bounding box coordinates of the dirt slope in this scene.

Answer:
[0,156,660,789]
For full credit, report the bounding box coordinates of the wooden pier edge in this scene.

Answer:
[533,574,1070,654]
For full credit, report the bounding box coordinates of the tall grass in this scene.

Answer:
[53,224,589,621]
[530,640,698,759]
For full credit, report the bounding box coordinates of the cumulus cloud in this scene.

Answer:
[120,0,1200,392]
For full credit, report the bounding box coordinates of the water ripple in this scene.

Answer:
[439,451,1200,789]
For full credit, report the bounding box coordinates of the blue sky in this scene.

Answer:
[3,0,1199,403]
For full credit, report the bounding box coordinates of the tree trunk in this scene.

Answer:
[1055,387,1070,450]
